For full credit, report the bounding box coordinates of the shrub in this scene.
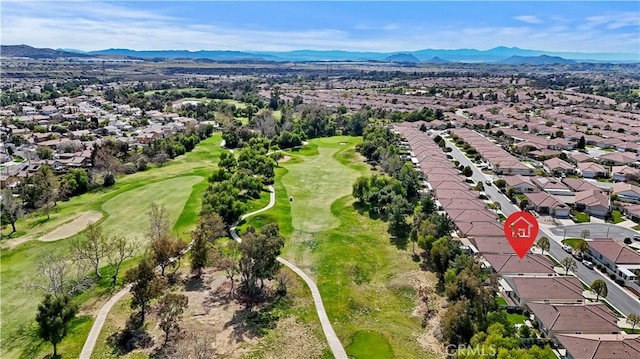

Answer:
[103,173,116,187]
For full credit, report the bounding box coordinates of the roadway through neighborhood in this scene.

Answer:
[439,132,640,316]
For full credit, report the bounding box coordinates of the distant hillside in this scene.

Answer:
[424,56,451,64]
[1,45,91,58]
[2,44,636,63]
[385,53,420,63]
[496,55,576,65]
[88,48,280,61]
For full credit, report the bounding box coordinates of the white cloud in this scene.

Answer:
[0,1,638,54]
[514,15,542,24]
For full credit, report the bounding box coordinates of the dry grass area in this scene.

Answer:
[390,270,445,358]
[92,265,327,358]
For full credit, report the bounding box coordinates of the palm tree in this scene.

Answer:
[537,236,550,255]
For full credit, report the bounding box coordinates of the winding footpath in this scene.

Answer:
[230,185,348,359]
[80,184,346,359]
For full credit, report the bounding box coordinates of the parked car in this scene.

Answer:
[633,235,640,241]
[582,260,594,269]
[485,180,492,186]
[572,251,583,261]
[561,244,572,253]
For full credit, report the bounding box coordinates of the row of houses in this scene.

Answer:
[393,122,640,359]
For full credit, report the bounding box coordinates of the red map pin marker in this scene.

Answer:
[504,211,539,259]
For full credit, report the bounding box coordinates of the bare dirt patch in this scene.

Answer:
[387,270,445,357]
[40,211,103,242]
[339,142,347,145]
[279,155,292,163]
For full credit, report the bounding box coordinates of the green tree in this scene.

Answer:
[219,151,237,171]
[429,236,460,277]
[462,165,473,177]
[238,224,285,298]
[537,236,550,255]
[1,188,23,234]
[560,256,577,275]
[35,165,58,220]
[158,293,189,345]
[126,258,163,324]
[575,238,589,254]
[151,235,187,277]
[441,299,474,345]
[190,213,226,277]
[627,313,640,330]
[35,294,78,358]
[590,279,608,301]
[577,136,586,149]
[36,146,54,160]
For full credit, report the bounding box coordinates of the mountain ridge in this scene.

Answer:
[2,44,638,63]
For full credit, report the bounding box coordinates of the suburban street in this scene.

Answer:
[438,131,640,316]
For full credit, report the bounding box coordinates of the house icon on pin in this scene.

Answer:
[510,217,534,239]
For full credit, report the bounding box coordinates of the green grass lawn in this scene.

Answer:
[562,238,585,249]
[243,136,438,358]
[101,176,204,246]
[507,312,527,325]
[495,297,508,306]
[611,210,625,224]
[346,330,394,359]
[597,177,612,183]
[573,211,590,223]
[0,134,224,359]
[633,224,640,231]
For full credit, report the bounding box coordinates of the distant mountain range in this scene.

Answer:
[1,44,638,63]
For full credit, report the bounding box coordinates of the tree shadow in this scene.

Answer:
[202,282,234,312]
[106,312,154,355]
[390,235,408,250]
[225,299,281,343]
[352,201,385,221]
[4,323,46,359]
[183,275,210,292]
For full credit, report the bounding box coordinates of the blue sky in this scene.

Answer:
[2,1,639,53]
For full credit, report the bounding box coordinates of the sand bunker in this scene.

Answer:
[40,211,104,242]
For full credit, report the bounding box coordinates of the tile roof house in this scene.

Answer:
[524,192,571,218]
[570,152,596,163]
[468,236,516,254]
[587,238,640,290]
[481,253,555,276]
[612,165,640,182]
[526,302,620,339]
[624,204,640,222]
[562,178,601,193]
[578,162,607,179]
[531,177,573,196]
[613,182,640,201]
[555,334,640,359]
[504,175,538,194]
[501,276,584,307]
[544,157,575,175]
[598,152,637,166]
[574,190,610,218]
